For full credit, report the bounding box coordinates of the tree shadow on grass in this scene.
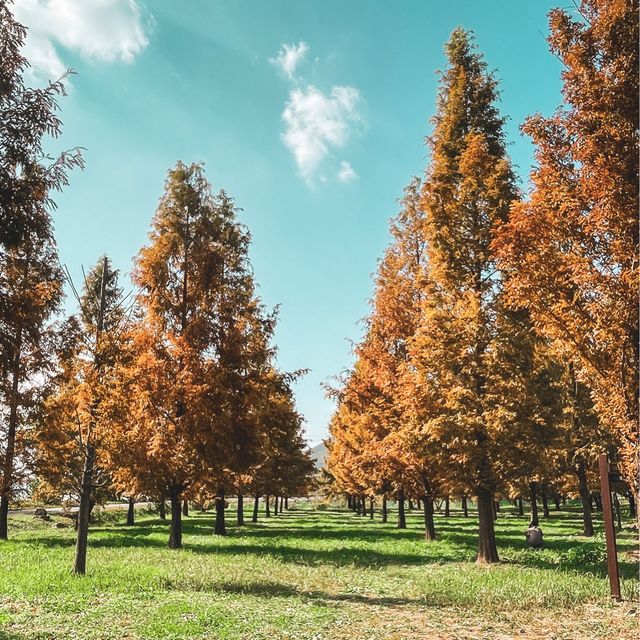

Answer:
[12,510,638,580]
[164,578,430,607]
[0,631,27,640]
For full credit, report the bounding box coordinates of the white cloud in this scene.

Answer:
[13,0,149,82]
[337,160,357,183]
[270,41,309,80]
[282,85,361,183]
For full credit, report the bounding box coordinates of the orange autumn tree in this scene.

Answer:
[37,256,128,574]
[406,29,519,563]
[244,368,314,520]
[494,0,639,485]
[327,179,437,533]
[106,161,271,548]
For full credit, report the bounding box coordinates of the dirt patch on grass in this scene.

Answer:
[325,601,639,640]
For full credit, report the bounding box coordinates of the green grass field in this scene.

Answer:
[0,502,637,639]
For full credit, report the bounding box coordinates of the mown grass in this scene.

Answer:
[0,501,637,639]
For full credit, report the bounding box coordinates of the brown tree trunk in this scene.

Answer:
[126,497,135,526]
[381,495,388,523]
[252,494,259,523]
[517,497,524,516]
[554,496,561,510]
[613,492,622,532]
[214,485,226,535]
[627,492,636,518]
[265,495,271,518]
[347,494,352,510]
[182,500,189,517]
[237,494,244,526]
[73,444,96,574]
[274,495,279,515]
[168,486,182,549]
[423,496,436,541]
[476,488,499,563]
[284,497,289,510]
[461,495,468,517]
[408,499,414,511]
[369,497,374,519]
[594,493,603,511]
[541,492,549,518]
[0,339,21,541]
[159,497,166,521]
[444,495,450,517]
[529,482,539,527]
[576,467,594,537]
[397,491,406,529]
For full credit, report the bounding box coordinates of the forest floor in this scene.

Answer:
[0,503,637,639]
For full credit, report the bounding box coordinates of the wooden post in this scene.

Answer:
[598,453,621,600]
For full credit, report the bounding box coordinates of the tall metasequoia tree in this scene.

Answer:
[247,368,314,515]
[108,161,267,548]
[39,256,126,574]
[0,0,81,539]
[494,0,639,486]
[327,180,438,537]
[407,29,518,563]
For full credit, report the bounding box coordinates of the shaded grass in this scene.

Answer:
[0,504,637,639]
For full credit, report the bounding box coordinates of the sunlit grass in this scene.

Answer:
[0,502,637,639]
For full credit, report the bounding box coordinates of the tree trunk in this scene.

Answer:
[168,486,182,549]
[73,444,96,574]
[628,492,636,518]
[541,492,549,518]
[476,488,499,563]
[0,338,21,541]
[408,499,414,511]
[182,500,189,517]
[613,492,622,532]
[461,495,468,517]
[423,496,436,541]
[265,495,271,518]
[594,493,603,511]
[252,494,259,523]
[529,482,539,527]
[397,491,406,529]
[237,494,244,526]
[576,467,594,537]
[159,498,166,521]
[554,496,561,510]
[517,497,524,516]
[444,495,450,517]
[214,485,226,535]
[381,495,388,523]
[274,495,279,515]
[126,497,135,526]
[284,497,289,510]
[369,497,374,519]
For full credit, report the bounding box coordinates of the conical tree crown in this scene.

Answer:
[423,28,516,291]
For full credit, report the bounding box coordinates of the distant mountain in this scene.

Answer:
[310,442,327,471]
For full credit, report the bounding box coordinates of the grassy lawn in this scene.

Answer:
[0,502,637,639]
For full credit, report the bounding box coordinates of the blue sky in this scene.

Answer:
[13,0,564,447]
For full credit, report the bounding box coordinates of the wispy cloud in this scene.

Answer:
[282,85,361,184]
[337,160,357,183]
[13,0,150,83]
[270,41,309,80]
